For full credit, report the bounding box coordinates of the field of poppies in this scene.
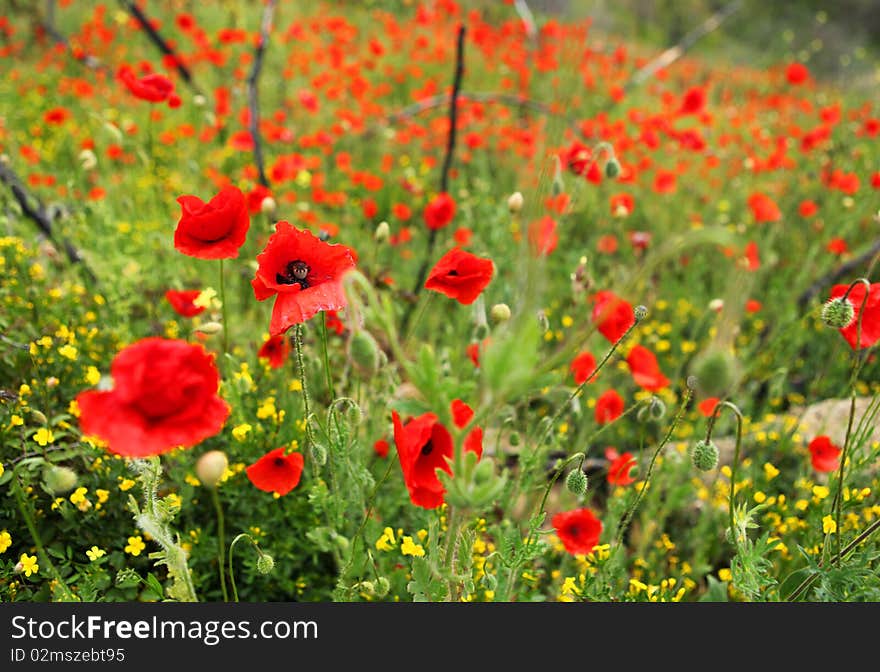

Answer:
[1,1,878,603]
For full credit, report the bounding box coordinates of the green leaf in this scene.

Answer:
[779,568,815,602]
[145,573,166,600]
[699,576,729,602]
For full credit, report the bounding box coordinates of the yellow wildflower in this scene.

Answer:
[33,428,55,446]
[0,530,11,553]
[86,546,106,561]
[400,536,425,557]
[18,553,39,577]
[124,536,146,556]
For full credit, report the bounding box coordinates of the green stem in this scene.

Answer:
[12,470,77,601]
[831,278,870,559]
[219,258,229,358]
[443,507,460,602]
[320,312,335,401]
[613,385,693,549]
[703,400,745,544]
[228,533,262,603]
[293,324,313,458]
[211,488,228,601]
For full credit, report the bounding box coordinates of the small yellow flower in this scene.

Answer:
[289,380,302,392]
[124,536,146,556]
[58,344,78,360]
[118,478,136,491]
[69,487,88,505]
[86,546,106,561]
[822,515,837,535]
[375,527,396,552]
[95,489,109,504]
[9,415,23,428]
[33,427,55,446]
[0,462,4,478]
[0,530,11,554]
[85,366,101,385]
[232,424,252,442]
[718,568,732,582]
[763,463,780,480]
[813,485,830,500]
[400,536,425,557]
[19,553,39,577]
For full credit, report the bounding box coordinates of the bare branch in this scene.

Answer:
[247,0,278,189]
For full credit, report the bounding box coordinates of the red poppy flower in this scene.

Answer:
[118,65,176,105]
[373,439,390,458]
[786,62,810,85]
[175,185,251,259]
[626,345,670,391]
[258,333,291,369]
[595,389,624,424]
[246,448,304,495]
[591,291,635,343]
[528,216,558,256]
[76,338,229,457]
[808,436,841,473]
[679,86,707,115]
[451,399,484,457]
[423,192,456,230]
[165,289,205,318]
[564,142,593,176]
[552,508,603,555]
[570,351,597,385]
[607,450,637,486]
[828,283,880,350]
[799,200,818,217]
[747,193,782,223]
[252,221,357,336]
[392,411,454,509]
[610,193,634,216]
[826,238,848,256]
[698,397,720,417]
[424,247,494,305]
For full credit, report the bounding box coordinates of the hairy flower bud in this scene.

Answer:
[507,191,524,213]
[196,450,228,488]
[565,469,588,495]
[374,221,390,242]
[256,553,275,574]
[490,303,511,324]
[347,329,381,378]
[605,157,621,179]
[691,349,738,398]
[260,196,277,216]
[821,297,855,329]
[691,439,719,471]
[42,465,78,495]
[634,305,648,321]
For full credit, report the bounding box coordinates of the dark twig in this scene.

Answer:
[401,24,466,333]
[0,160,96,283]
[40,0,106,72]
[796,239,880,309]
[247,0,278,189]
[118,0,202,94]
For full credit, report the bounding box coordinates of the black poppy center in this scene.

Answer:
[420,440,434,456]
[273,456,286,467]
[276,260,311,289]
[447,269,459,277]
[568,525,579,537]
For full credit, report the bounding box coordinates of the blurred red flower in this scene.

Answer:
[606,449,637,486]
[591,290,634,343]
[626,345,670,391]
[164,289,205,317]
[595,389,624,424]
[174,185,250,259]
[76,338,229,457]
[808,436,841,473]
[424,247,494,305]
[570,351,597,385]
[252,221,357,335]
[258,333,291,369]
[423,192,456,230]
[828,282,880,350]
[552,508,603,555]
[747,192,782,223]
[246,448,304,495]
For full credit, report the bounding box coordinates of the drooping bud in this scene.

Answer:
[691,439,719,471]
[260,196,277,216]
[194,321,224,335]
[605,157,621,179]
[374,221,390,242]
[634,305,648,321]
[256,553,275,574]
[42,465,78,495]
[821,297,855,329]
[490,303,511,324]
[347,329,381,378]
[637,397,666,423]
[691,349,738,398]
[310,441,328,467]
[565,468,588,495]
[195,450,228,488]
[507,191,524,214]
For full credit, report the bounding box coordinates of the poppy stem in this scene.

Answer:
[830,278,870,560]
[320,312,335,400]
[613,384,693,550]
[704,400,744,545]
[219,258,229,358]
[294,324,314,459]
[228,533,264,603]
[210,488,228,602]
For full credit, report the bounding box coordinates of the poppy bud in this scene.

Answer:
[193,94,207,107]
[821,297,855,329]
[490,303,511,324]
[691,350,738,398]
[605,157,621,179]
[374,221,390,242]
[29,410,48,425]
[565,469,588,495]
[634,305,648,321]
[508,431,521,446]
[637,397,666,423]
[260,196,277,216]
[256,553,275,574]
[194,321,224,335]
[347,329,381,378]
[691,439,719,471]
[507,191,524,213]
[310,441,328,467]
[78,149,97,171]
[374,576,391,597]
[196,450,228,488]
[42,465,78,495]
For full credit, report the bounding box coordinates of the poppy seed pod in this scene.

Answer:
[691,439,719,471]
[565,469,588,495]
[821,297,855,329]
[196,450,228,488]
[42,465,78,495]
